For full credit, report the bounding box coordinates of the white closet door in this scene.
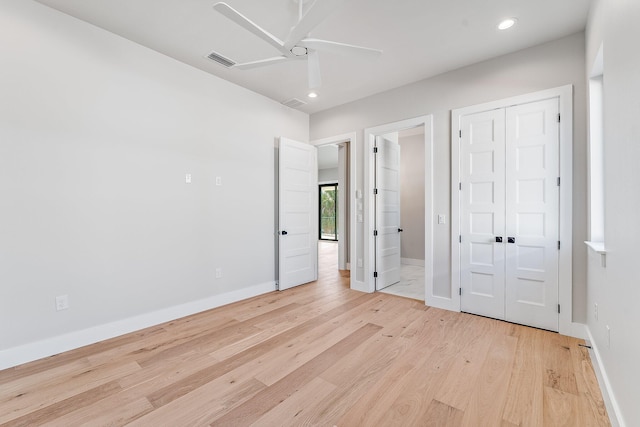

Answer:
[375,135,402,290]
[505,99,560,331]
[459,109,506,319]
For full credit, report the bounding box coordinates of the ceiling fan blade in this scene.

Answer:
[308,49,321,89]
[299,38,383,57]
[233,56,291,70]
[285,0,350,49]
[213,2,288,55]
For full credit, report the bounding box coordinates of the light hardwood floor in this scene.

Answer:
[0,242,610,426]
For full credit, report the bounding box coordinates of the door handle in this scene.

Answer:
[281,230,288,235]
[398,228,404,232]
[508,237,516,243]
[495,236,503,243]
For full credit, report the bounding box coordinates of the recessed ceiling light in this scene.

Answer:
[307,91,318,98]
[498,18,517,30]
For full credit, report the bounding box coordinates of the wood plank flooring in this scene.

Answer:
[0,242,610,426]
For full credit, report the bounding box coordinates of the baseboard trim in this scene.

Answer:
[584,325,625,427]
[350,280,369,293]
[0,281,276,370]
[401,258,425,266]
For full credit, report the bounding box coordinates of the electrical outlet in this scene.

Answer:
[438,214,446,224]
[55,295,69,311]
[594,303,598,321]
[185,173,192,184]
[215,176,222,186]
[215,268,223,279]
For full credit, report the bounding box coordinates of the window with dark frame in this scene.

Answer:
[319,184,338,241]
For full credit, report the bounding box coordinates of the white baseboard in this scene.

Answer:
[401,258,425,266]
[584,325,625,427]
[425,295,459,312]
[0,281,276,371]
[350,280,370,293]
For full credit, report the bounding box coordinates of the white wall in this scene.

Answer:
[399,134,425,261]
[318,168,338,182]
[0,0,308,365]
[311,33,587,317]
[585,1,640,425]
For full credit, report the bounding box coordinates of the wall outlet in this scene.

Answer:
[55,295,69,311]
[438,214,446,224]
[215,176,222,186]
[215,268,223,279]
[594,303,598,321]
[185,173,192,184]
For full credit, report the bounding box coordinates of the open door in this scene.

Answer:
[375,134,402,290]
[278,137,318,291]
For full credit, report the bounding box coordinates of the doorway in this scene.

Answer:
[363,116,434,299]
[313,134,355,287]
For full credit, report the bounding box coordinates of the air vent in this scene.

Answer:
[281,98,307,108]
[206,51,236,68]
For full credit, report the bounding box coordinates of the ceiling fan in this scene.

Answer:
[212,0,382,89]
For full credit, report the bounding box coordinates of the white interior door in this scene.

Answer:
[460,109,506,319]
[375,134,401,290]
[459,99,560,331]
[278,137,318,291]
[505,99,560,331]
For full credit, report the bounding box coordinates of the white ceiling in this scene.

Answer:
[34,0,591,114]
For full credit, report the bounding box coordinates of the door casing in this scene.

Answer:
[449,85,579,338]
[363,116,434,295]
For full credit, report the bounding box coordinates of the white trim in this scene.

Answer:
[450,85,575,336]
[585,326,626,427]
[311,132,357,278]
[0,281,276,370]
[364,116,434,297]
[401,258,425,266]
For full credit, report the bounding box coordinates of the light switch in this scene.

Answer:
[185,173,192,184]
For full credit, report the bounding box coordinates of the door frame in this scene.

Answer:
[364,116,434,295]
[450,85,577,337]
[311,132,356,277]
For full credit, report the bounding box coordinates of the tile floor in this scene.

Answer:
[378,263,425,301]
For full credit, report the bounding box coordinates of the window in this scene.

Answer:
[319,184,338,241]
[588,45,605,244]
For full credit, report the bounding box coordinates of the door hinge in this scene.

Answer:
[558,241,561,250]
[374,188,378,195]
[557,113,561,123]
[374,271,378,278]
[557,177,561,186]
[558,304,561,314]
[275,282,279,291]
[373,146,378,154]
[459,130,462,138]
[374,230,378,236]
[459,288,462,296]
[459,235,462,243]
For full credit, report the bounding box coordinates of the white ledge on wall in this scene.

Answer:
[585,241,607,267]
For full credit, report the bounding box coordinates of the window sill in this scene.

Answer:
[585,241,607,267]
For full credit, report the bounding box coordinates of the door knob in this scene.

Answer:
[495,236,503,243]
[508,237,516,243]
[281,230,288,235]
